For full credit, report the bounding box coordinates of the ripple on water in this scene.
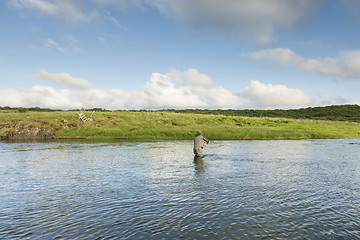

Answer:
[1,139,360,239]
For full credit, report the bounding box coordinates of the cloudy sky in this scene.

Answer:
[1,0,360,109]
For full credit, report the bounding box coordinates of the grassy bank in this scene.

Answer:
[0,110,359,140]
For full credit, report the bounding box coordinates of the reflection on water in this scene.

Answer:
[193,155,204,171]
[1,139,360,239]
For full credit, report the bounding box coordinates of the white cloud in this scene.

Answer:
[143,69,240,108]
[8,0,97,24]
[1,69,240,109]
[242,80,314,109]
[0,69,350,109]
[315,93,348,106]
[34,69,92,89]
[0,85,141,109]
[0,86,75,109]
[148,0,323,44]
[43,38,57,49]
[8,0,324,43]
[338,0,360,19]
[249,48,360,79]
[41,35,81,53]
[8,0,360,45]
[9,0,58,14]
[93,0,144,9]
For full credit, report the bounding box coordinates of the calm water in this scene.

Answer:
[1,139,360,239]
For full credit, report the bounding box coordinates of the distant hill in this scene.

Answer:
[167,105,360,123]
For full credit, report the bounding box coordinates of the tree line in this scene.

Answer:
[166,105,360,123]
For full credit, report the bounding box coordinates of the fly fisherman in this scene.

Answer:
[193,130,209,157]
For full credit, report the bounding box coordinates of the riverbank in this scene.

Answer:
[0,110,359,140]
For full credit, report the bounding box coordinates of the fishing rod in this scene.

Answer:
[202,138,209,148]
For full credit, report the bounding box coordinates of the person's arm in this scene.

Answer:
[203,136,209,144]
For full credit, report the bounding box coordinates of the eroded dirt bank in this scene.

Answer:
[0,121,56,140]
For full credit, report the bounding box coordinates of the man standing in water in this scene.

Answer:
[193,130,209,157]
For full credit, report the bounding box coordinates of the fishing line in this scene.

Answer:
[243,111,264,140]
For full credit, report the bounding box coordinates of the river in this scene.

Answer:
[1,139,360,239]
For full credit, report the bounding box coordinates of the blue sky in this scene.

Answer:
[1,0,360,109]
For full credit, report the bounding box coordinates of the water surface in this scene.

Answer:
[1,139,360,239]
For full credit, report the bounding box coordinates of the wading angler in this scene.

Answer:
[193,130,209,157]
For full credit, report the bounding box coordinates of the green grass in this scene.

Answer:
[0,110,359,140]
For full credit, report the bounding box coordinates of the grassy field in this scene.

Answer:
[0,109,360,140]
